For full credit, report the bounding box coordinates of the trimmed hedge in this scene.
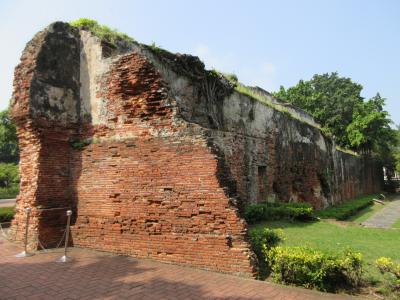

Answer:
[245,202,314,224]
[316,195,376,220]
[267,246,363,292]
[0,206,15,223]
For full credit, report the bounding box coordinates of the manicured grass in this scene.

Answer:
[347,202,386,223]
[0,206,15,223]
[250,220,400,284]
[316,194,378,220]
[392,218,400,229]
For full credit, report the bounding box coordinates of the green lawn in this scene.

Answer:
[250,219,400,284]
[392,218,400,229]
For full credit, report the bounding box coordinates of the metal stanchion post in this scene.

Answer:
[56,210,72,263]
[16,207,35,258]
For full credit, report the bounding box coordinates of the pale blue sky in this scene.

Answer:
[0,0,399,124]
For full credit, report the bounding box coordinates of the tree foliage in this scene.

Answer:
[0,109,19,163]
[393,126,400,173]
[0,163,19,188]
[274,72,395,157]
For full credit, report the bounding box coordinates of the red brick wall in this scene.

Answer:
[211,120,382,209]
[70,135,254,275]
[67,52,256,276]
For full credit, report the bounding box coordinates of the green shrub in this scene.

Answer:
[245,202,314,224]
[0,163,19,188]
[267,246,363,292]
[70,18,135,45]
[245,204,266,223]
[376,257,400,297]
[0,206,15,223]
[0,184,19,199]
[249,228,284,278]
[317,195,376,220]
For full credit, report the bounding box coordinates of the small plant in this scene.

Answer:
[376,257,400,296]
[267,246,363,292]
[222,73,238,87]
[209,68,221,78]
[70,18,135,45]
[150,41,162,53]
[69,138,92,150]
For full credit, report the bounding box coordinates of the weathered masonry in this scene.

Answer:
[10,22,382,276]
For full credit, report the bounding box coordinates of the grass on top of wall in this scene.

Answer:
[70,18,135,45]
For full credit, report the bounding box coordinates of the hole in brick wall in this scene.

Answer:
[226,235,233,248]
[273,181,279,194]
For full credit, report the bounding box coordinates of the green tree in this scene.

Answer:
[346,94,394,154]
[0,108,19,163]
[274,73,394,155]
[394,126,400,173]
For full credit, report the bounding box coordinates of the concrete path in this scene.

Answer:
[0,198,16,208]
[0,236,358,300]
[362,197,400,228]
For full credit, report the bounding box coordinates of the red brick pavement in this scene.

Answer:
[0,236,361,300]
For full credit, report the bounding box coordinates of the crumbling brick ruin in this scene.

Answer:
[10,22,382,276]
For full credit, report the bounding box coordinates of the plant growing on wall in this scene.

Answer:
[70,18,135,45]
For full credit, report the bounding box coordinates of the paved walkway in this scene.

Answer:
[362,197,400,228]
[0,198,16,208]
[0,236,358,300]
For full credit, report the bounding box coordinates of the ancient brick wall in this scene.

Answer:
[10,22,80,249]
[69,50,255,275]
[10,23,256,276]
[156,64,383,209]
[10,21,382,277]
